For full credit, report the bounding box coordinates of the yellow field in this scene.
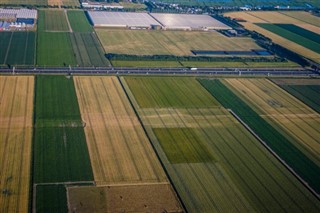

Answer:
[240,22,320,62]
[74,76,167,185]
[280,11,320,27]
[96,29,261,56]
[224,78,320,164]
[0,76,34,213]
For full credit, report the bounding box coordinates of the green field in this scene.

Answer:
[154,128,214,163]
[198,78,320,195]
[125,77,219,108]
[67,10,92,32]
[96,29,261,56]
[111,60,183,67]
[33,76,93,183]
[38,10,69,32]
[256,23,320,54]
[0,0,47,6]
[276,83,320,113]
[37,32,76,66]
[122,76,320,212]
[36,185,67,213]
[0,32,35,65]
[70,32,109,67]
[275,24,320,44]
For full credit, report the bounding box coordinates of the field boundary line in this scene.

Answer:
[117,76,187,212]
[64,10,72,33]
[228,109,320,200]
[3,32,13,64]
[34,181,95,186]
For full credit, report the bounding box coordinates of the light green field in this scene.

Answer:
[124,77,219,108]
[67,10,92,32]
[38,10,69,32]
[96,29,261,56]
[121,76,320,212]
[111,60,182,67]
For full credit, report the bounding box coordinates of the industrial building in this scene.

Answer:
[88,11,160,29]
[0,8,37,30]
[150,13,232,30]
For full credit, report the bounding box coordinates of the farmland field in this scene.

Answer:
[33,76,93,183]
[274,24,320,44]
[0,32,35,66]
[122,76,320,212]
[96,29,261,56]
[38,10,69,32]
[67,10,92,32]
[199,78,320,194]
[37,32,76,66]
[124,77,219,108]
[256,23,320,54]
[70,33,109,67]
[36,185,67,213]
[272,78,320,114]
[74,76,167,185]
[68,183,183,212]
[0,0,47,5]
[0,76,34,213]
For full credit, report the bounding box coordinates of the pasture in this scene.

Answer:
[0,76,34,213]
[37,32,76,66]
[122,76,320,212]
[200,78,320,194]
[68,183,183,212]
[0,32,35,65]
[70,33,109,67]
[96,29,261,56]
[67,10,92,32]
[38,10,69,32]
[74,76,167,185]
[33,76,93,183]
[272,79,320,113]
[124,77,219,108]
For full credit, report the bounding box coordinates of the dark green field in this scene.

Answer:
[67,10,92,32]
[154,128,214,164]
[275,24,320,44]
[198,79,320,195]
[37,32,76,66]
[70,32,109,67]
[279,84,320,113]
[36,185,67,213]
[33,76,93,183]
[256,23,320,54]
[0,32,35,65]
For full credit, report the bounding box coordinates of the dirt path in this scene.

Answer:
[64,9,73,33]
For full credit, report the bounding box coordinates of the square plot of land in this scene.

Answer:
[153,128,214,164]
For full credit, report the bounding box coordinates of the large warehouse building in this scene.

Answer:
[0,8,37,30]
[88,11,161,29]
[150,13,232,30]
[87,11,231,31]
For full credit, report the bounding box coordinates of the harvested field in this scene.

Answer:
[122,76,320,212]
[70,32,109,67]
[67,10,92,32]
[96,29,261,56]
[37,32,76,66]
[74,76,167,185]
[280,11,320,27]
[0,76,34,213]
[124,77,219,108]
[33,76,93,183]
[67,183,183,212]
[0,32,35,65]
[38,10,69,32]
[215,78,320,193]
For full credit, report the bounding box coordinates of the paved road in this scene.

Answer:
[1,67,319,76]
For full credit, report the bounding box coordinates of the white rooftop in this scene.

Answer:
[88,11,160,27]
[0,8,37,19]
[151,13,231,30]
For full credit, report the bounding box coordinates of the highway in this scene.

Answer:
[0,66,319,76]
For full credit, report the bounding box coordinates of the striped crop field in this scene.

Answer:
[0,76,34,213]
[215,78,320,193]
[96,29,261,56]
[38,10,69,32]
[122,76,320,212]
[272,78,320,113]
[67,10,92,32]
